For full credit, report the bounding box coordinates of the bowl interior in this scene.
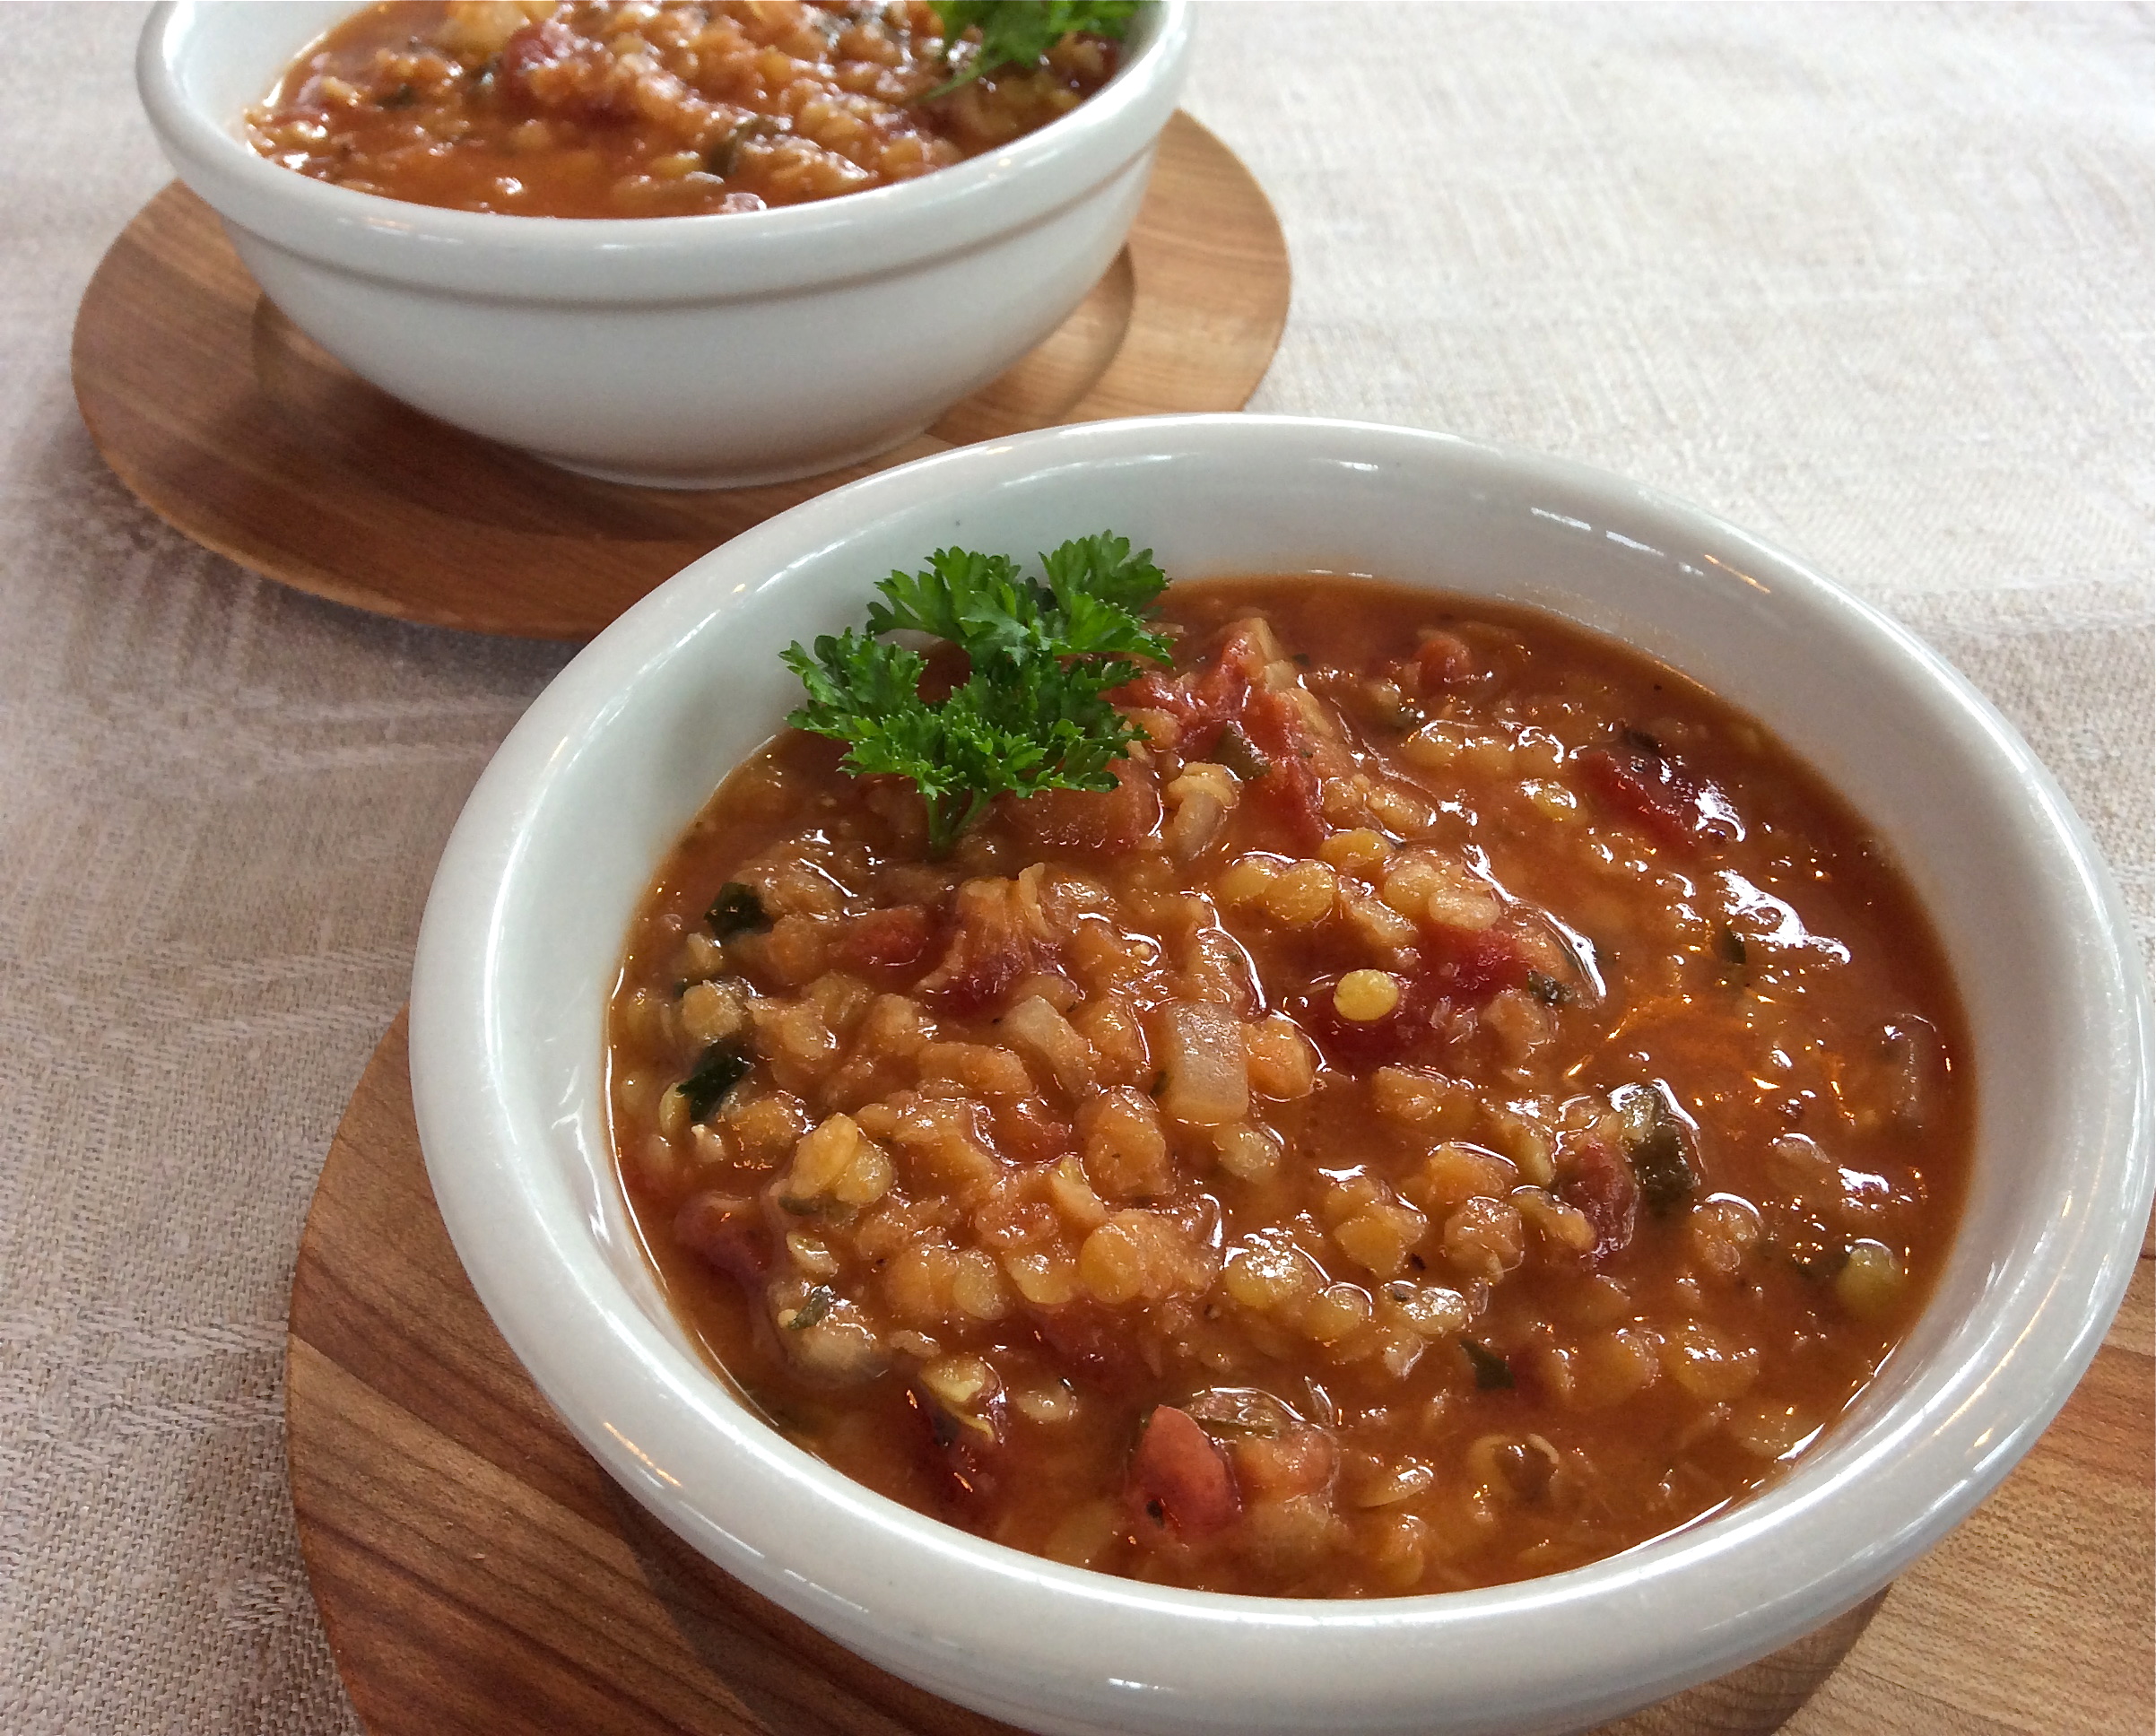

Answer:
[413,416,2150,1732]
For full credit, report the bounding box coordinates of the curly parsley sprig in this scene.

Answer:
[924,0,1141,97]
[781,534,1171,858]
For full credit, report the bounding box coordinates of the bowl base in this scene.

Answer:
[538,418,939,491]
[70,112,1290,639]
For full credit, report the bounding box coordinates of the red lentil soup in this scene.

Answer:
[246,1,1123,217]
[605,576,1970,1597]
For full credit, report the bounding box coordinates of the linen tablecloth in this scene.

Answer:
[3,4,2147,1731]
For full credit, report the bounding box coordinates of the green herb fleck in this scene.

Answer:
[778,1195,836,1218]
[1213,721,1271,783]
[706,129,744,177]
[1715,924,1747,971]
[1782,1236,1850,1282]
[787,1286,836,1331]
[674,1039,752,1123]
[378,82,417,108]
[1526,969,1573,1007]
[1631,1124,1695,1213]
[1460,1337,1514,1390]
[1614,1082,1699,1214]
[924,0,1140,95]
[782,534,1172,858]
[707,882,769,938]
[707,115,782,176]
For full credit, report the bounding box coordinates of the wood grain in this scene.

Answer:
[72,112,1288,643]
[289,1013,2152,1735]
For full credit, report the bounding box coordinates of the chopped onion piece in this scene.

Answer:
[1156,1001,1250,1126]
[1000,994,1099,1095]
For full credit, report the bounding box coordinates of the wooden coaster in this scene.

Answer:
[284,1011,1946,1736]
[73,112,1287,642]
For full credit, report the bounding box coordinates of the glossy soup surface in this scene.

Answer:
[248,1,1120,217]
[606,576,1970,1598]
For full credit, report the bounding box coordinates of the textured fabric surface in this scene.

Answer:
[0,3,2147,1731]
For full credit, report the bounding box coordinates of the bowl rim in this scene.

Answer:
[409,412,2152,1730]
[136,0,1194,299]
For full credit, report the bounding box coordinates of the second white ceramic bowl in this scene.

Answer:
[410,415,2151,1735]
[136,1,1191,487]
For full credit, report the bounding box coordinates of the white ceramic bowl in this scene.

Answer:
[135,1,1191,487]
[409,415,2151,1736]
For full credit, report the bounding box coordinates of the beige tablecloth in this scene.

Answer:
[2,4,2148,1731]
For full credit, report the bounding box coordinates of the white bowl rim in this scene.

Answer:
[409,412,2152,1730]
[137,0,1194,299]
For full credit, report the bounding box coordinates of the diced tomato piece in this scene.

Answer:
[1110,668,1193,721]
[1562,1137,1638,1263]
[1188,625,1264,716]
[1296,975,1430,1072]
[991,1095,1074,1165]
[1298,926,1528,1073]
[835,905,935,978]
[1120,628,1334,852]
[1249,756,1325,853]
[1128,1404,1241,1539]
[1233,684,1304,760]
[497,18,576,86]
[1112,624,1269,741]
[917,880,1056,1016]
[922,950,1024,1019]
[1008,758,1161,858]
[905,1383,1009,1518]
[1430,925,1529,1005]
[498,18,630,120]
[672,1194,766,1290]
[1030,1300,1148,1388]
[1236,688,1326,852]
[1414,630,1475,690]
[1579,740,1741,853]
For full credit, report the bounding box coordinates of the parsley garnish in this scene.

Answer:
[925,0,1140,94]
[781,534,1171,857]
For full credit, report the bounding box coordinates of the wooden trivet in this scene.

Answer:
[288,1011,2154,1735]
[72,112,1287,642]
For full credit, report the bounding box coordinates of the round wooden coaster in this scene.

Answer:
[288,1011,1886,1736]
[72,113,1287,643]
